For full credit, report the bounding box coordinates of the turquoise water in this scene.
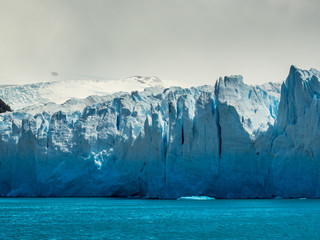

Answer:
[1,198,320,239]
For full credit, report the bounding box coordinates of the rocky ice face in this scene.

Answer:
[0,66,319,198]
[256,66,320,198]
[0,98,12,113]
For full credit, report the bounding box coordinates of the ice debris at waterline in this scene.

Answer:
[0,66,320,198]
[177,196,215,200]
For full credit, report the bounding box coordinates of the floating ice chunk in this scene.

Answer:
[274,196,284,199]
[177,196,215,200]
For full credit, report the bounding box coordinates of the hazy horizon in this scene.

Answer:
[0,0,319,86]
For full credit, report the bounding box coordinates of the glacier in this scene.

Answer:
[0,66,319,198]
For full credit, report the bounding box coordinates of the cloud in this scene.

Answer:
[0,0,319,86]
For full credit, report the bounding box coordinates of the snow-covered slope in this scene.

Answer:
[0,76,163,110]
[1,66,320,198]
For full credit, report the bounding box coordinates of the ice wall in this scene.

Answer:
[1,66,320,198]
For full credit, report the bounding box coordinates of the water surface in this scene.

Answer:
[0,198,319,239]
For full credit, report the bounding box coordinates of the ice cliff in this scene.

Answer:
[0,66,319,198]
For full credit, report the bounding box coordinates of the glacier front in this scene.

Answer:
[0,66,319,198]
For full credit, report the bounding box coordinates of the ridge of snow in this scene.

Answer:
[0,76,164,111]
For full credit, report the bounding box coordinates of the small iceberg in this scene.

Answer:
[299,198,307,200]
[274,196,284,199]
[177,196,215,200]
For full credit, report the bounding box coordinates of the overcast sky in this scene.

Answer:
[0,0,319,86]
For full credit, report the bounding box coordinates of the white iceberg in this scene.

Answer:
[177,196,215,200]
